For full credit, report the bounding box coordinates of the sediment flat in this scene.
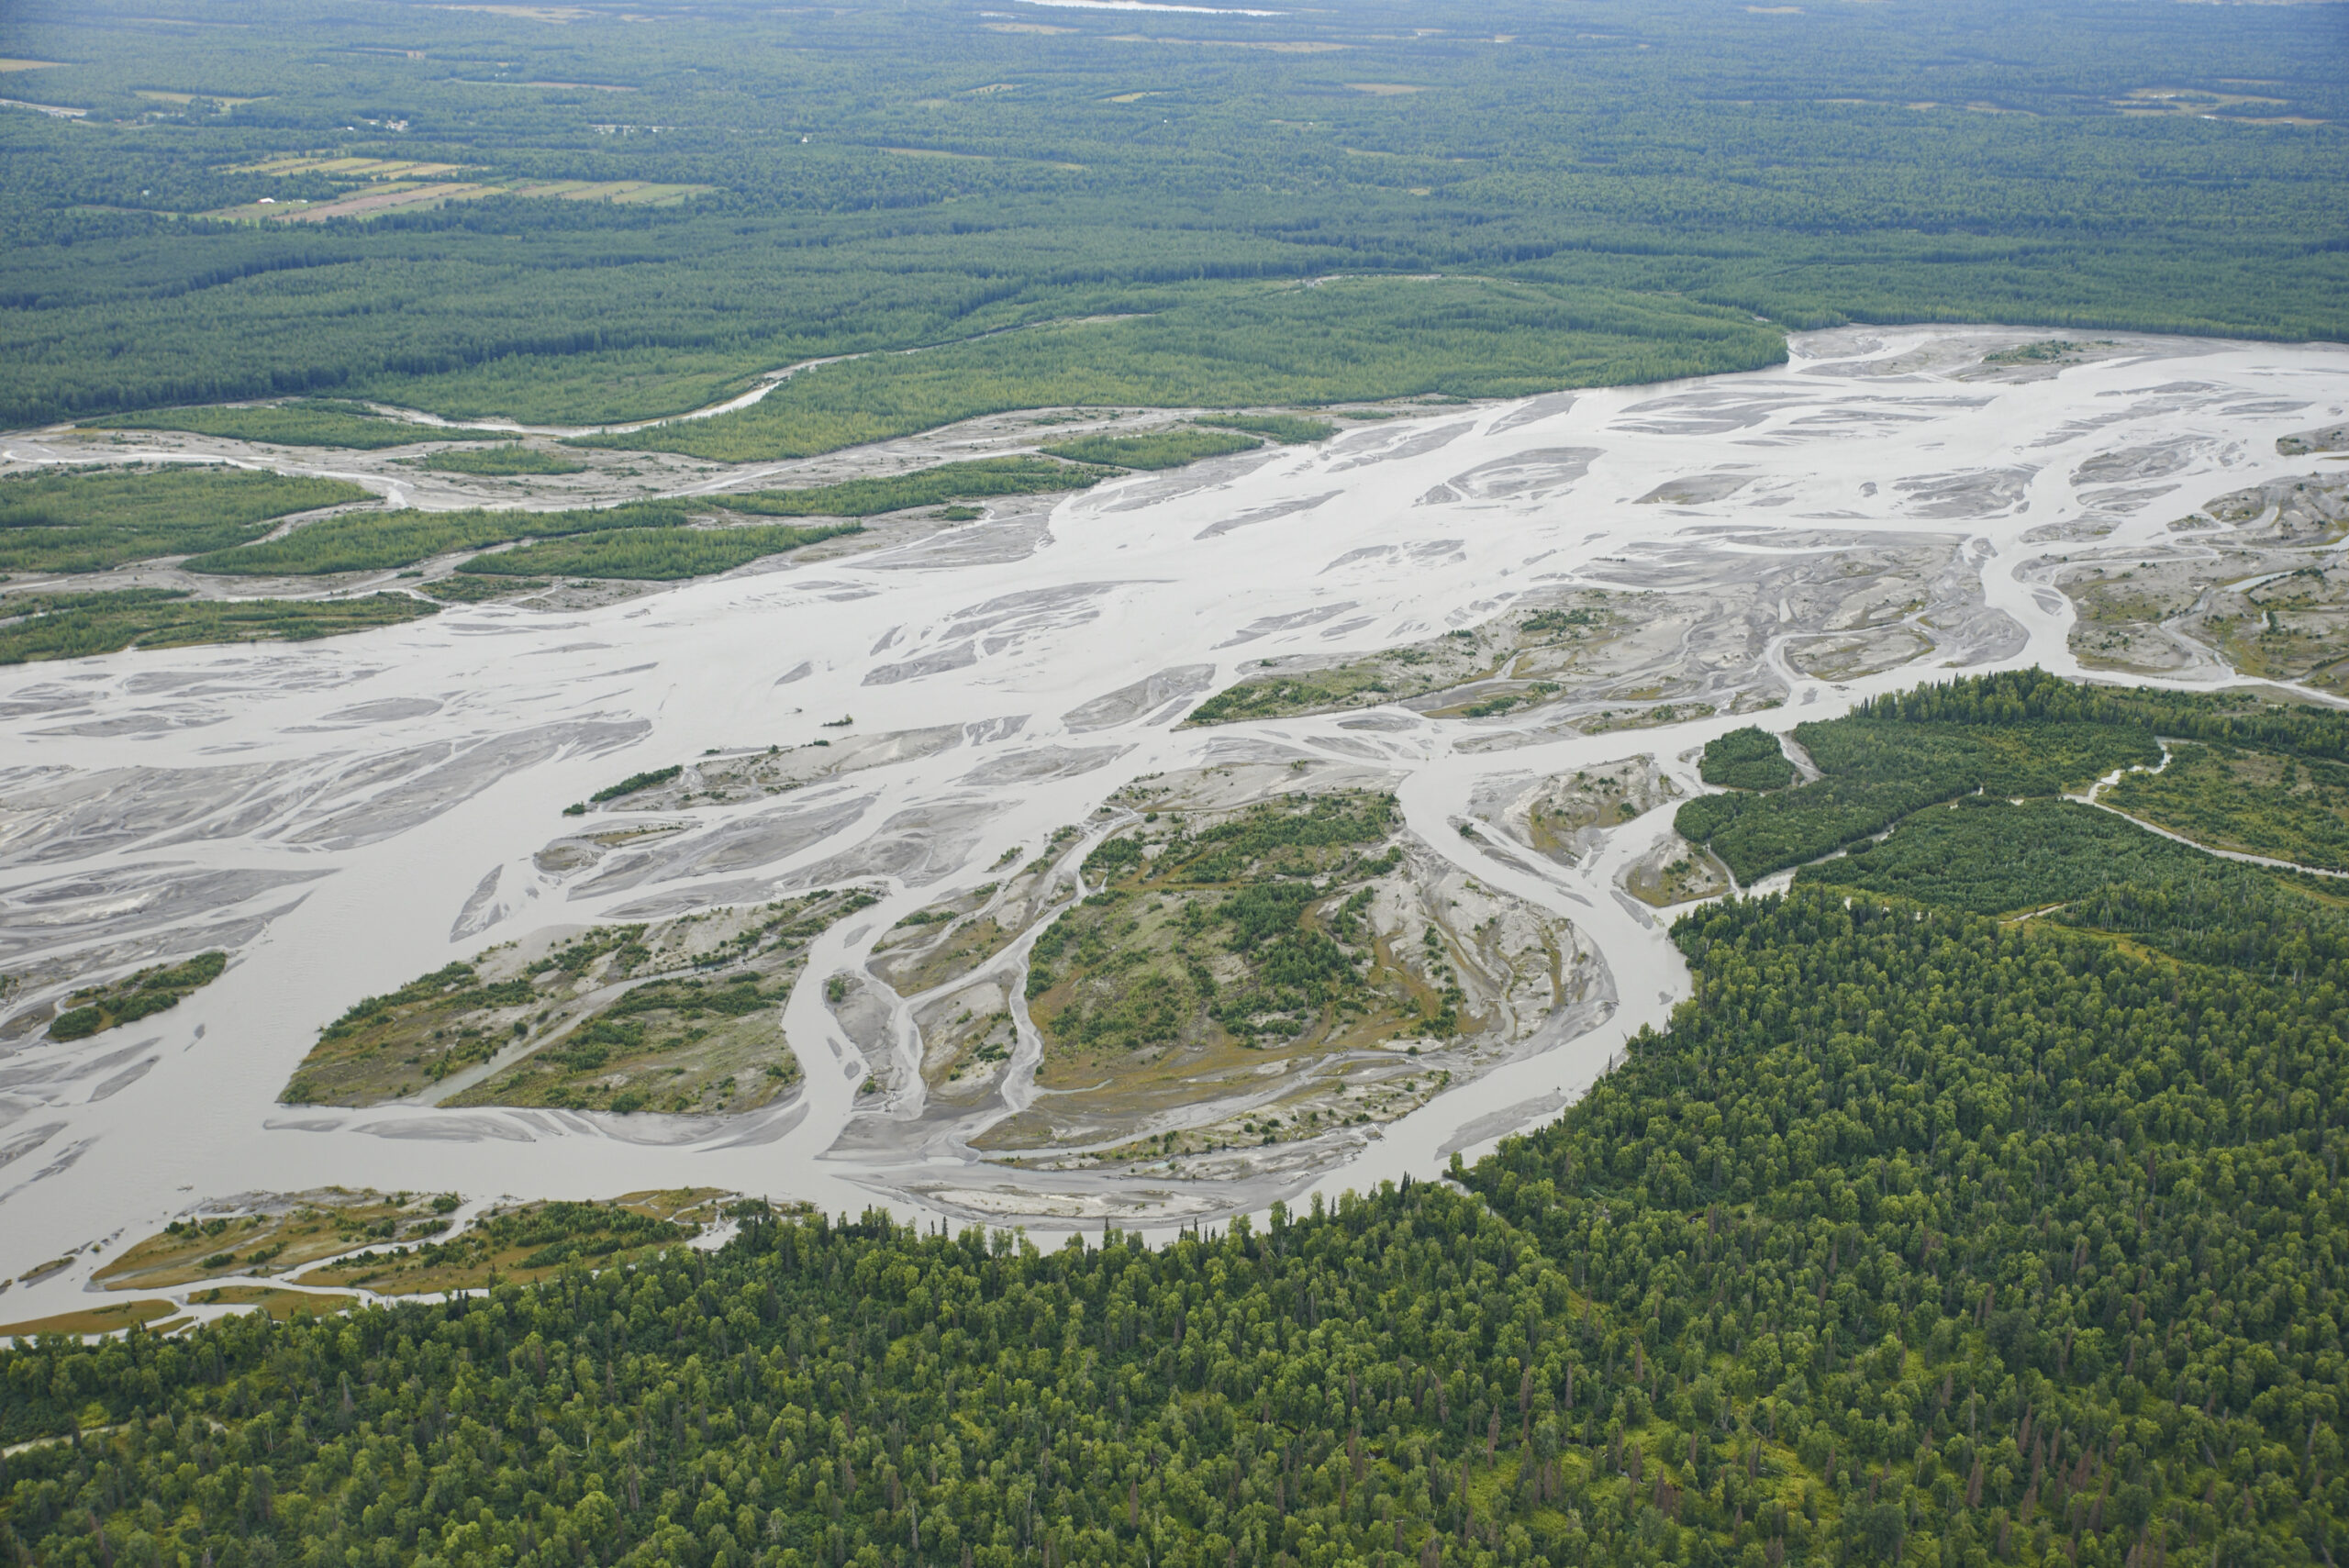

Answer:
[3,324,2343,1313]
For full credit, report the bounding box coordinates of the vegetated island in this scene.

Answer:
[1188,599,1638,728]
[0,588,438,665]
[279,888,876,1115]
[84,400,506,451]
[47,951,227,1041]
[39,1187,733,1316]
[0,465,443,662]
[0,465,373,574]
[870,772,1594,1168]
[412,443,591,477]
[0,450,1183,663]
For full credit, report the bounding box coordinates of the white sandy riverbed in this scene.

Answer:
[2,324,2343,1315]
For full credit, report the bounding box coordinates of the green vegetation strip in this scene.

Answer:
[1038,427,1262,471]
[0,465,371,574]
[1192,413,1338,445]
[87,401,497,451]
[298,1200,696,1294]
[1186,669,1391,728]
[184,501,693,576]
[413,443,589,476]
[574,281,1776,463]
[282,892,874,1112]
[453,521,860,580]
[1187,600,1621,728]
[50,952,227,1041]
[724,457,1115,517]
[3,676,2340,1567]
[1981,339,2109,365]
[0,588,437,664]
[419,574,546,604]
[1793,796,2220,915]
[592,764,682,804]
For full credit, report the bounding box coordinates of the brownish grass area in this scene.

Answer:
[187,1286,358,1321]
[0,1299,175,1340]
[94,1190,443,1291]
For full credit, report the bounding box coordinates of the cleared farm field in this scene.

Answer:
[207,178,713,223]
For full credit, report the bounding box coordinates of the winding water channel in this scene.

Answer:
[2,324,2343,1322]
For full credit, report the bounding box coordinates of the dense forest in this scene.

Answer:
[1666,671,2349,886]
[2,673,2341,1567]
[0,0,2341,440]
[1675,715,2160,885]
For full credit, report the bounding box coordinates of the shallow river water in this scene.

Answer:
[3,324,2343,1315]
